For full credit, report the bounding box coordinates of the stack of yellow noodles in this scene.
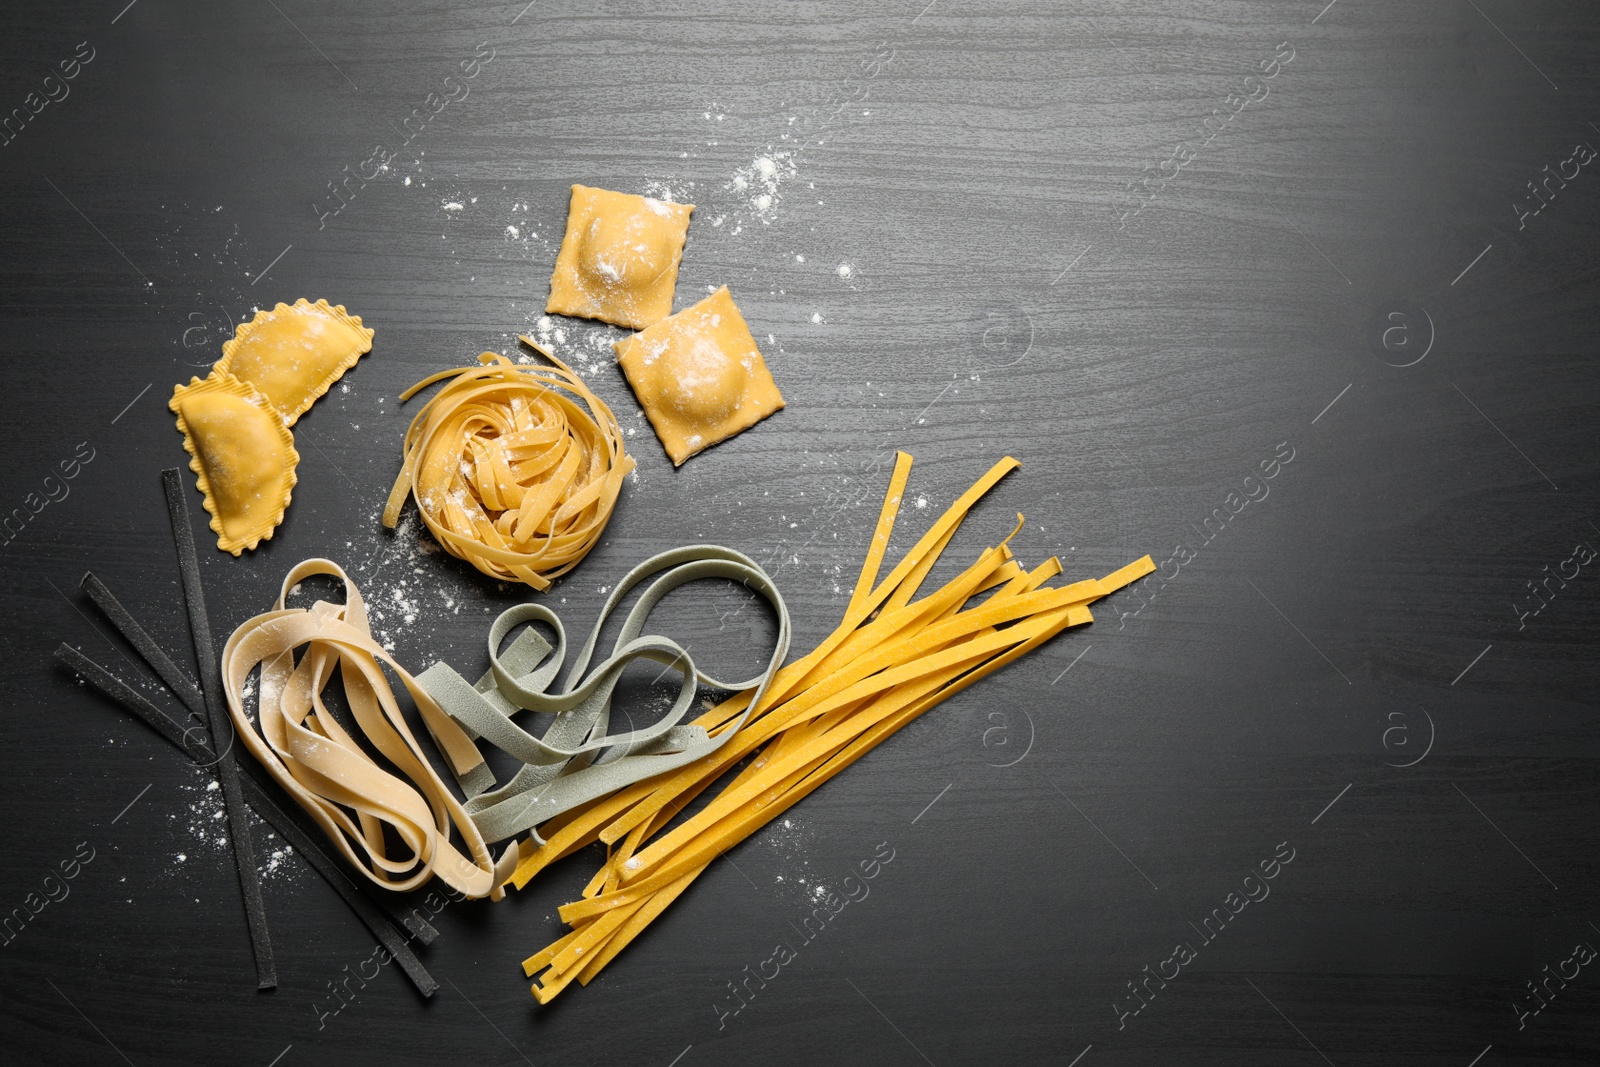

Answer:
[513,452,1155,1001]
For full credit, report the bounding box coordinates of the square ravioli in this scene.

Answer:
[546,184,694,330]
[614,287,784,466]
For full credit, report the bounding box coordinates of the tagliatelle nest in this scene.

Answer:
[383,341,634,589]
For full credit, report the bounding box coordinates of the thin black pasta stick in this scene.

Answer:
[80,572,208,723]
[55,642,439,996]
[75,570,439,948]
[162,468,276,989]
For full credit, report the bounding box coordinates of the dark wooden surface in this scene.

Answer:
[2,1,1597,1064]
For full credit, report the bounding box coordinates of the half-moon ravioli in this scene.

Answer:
[214,298,373,425]
[170,373,299,555]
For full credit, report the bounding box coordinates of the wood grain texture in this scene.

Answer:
[1,0,1597,1063]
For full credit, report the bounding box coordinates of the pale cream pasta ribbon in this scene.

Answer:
[222,559,517,900]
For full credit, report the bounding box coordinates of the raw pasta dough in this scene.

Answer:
[215,299,374,425]
[614,286,784,465]
[415,544,790,845]
[169,373,298,555]
[545,185,694,330]
[511,453,1158,1001]
[221,559,517,899]
[169,297,371,553]
[384,343,633,590]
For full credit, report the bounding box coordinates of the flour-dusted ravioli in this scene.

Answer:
[170,373,299,555]
[546,185,694,330]
[214,298,373,425]
[613,286,784,465]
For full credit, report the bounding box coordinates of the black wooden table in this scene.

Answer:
[2,2,1597,1064]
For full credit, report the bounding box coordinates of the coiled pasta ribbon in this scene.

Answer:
[416,544,791,846]
[221,560,517,900]
[383,344,633,590]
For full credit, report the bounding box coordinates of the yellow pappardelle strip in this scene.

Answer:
[383,340,634,590]
[511,452,1156,1002]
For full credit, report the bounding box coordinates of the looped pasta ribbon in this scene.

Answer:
[415,544,791,845]
[221,559,518,899]
[383,345,633,590]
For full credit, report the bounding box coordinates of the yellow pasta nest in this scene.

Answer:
[383,342,634,589]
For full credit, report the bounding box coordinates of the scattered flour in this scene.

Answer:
[762,816,826,905]
[642,180,692,206]
[165,771,299,883]
[726,151,795,223]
